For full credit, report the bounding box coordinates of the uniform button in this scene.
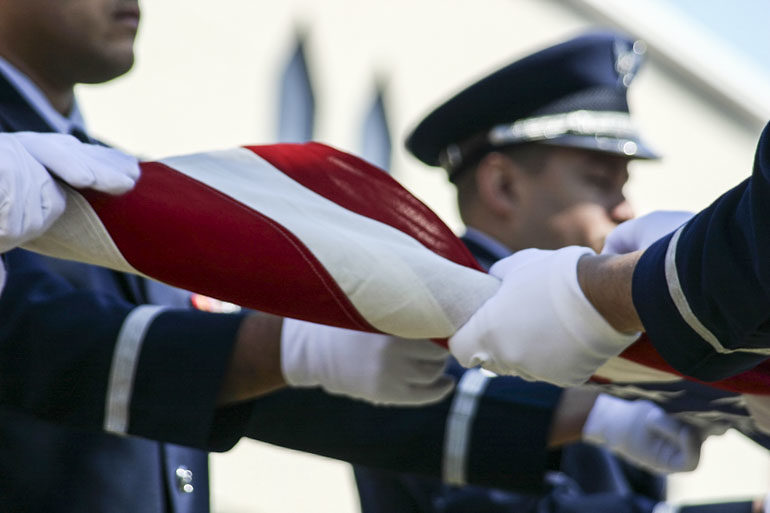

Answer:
[175,466,194,493]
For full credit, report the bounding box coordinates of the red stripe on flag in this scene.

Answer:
[245,143,484,272]
[620,334,770,395]
[80,161,377,332]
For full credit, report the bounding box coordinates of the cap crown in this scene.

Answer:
[406,30,654,171]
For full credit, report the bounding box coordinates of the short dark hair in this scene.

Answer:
[500,143,551,175]
[453,142,550,181]
[455,142,552,210]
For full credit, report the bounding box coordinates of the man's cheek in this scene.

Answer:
[552,205,615,249]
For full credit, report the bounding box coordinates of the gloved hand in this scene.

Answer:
[0,135,66,254]
[13,132,140,194]
[583,394,702,474]
[449,246,638,387]
[0,132,140,254]
[601,210,694,255]
[281,318,455,405]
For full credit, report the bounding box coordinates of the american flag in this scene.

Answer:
[23,142,770,446]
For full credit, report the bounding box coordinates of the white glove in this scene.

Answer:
[13,132,140,194]
[601,210,694,255]
[583,394,702,474]
[0,132,140,254]
[449,246,638,387]
[0,135,67,253]
[281,318,455,405]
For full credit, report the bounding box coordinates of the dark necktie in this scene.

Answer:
[69,126,91,143]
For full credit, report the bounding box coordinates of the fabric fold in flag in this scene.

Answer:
[23,142,499,341]
[21,141,770,412]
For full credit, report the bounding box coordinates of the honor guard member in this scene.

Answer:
[352,30,725,513]
[442,35,770,397]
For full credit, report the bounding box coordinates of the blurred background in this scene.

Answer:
[76,0,770,511]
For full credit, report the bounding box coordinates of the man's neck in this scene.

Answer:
[0,51,74,115]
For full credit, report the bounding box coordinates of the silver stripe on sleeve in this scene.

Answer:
[104,305,168,434]
[665,226,770,355]
[442,368,491,486]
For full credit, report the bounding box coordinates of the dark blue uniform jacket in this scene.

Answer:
[634,121,770,381]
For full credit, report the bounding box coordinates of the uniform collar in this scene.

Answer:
[462,227,513,261]
[0,56,85,135]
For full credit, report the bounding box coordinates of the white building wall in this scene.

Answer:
[76,0,770,510]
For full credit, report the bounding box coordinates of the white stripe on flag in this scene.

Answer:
[161,148,500,338]
[22,186,140,275]
[104,305,168,435]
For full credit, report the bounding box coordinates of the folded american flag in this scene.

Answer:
[25,142,499,340]
[23,141,770,444]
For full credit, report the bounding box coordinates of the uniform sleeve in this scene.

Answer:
[233,362,563,493]
[0,249,245,448]
[632,121,770,380]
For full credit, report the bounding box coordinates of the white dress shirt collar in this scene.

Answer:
[0,56,86,135]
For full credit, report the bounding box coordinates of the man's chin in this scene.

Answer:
[80,52,135,83]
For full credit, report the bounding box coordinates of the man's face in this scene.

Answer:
[510,146,634,252]
[3,0,139,84]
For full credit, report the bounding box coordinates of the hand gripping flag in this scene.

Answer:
[21,141,770,444]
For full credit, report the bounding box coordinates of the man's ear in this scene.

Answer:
[475,152,520,217]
